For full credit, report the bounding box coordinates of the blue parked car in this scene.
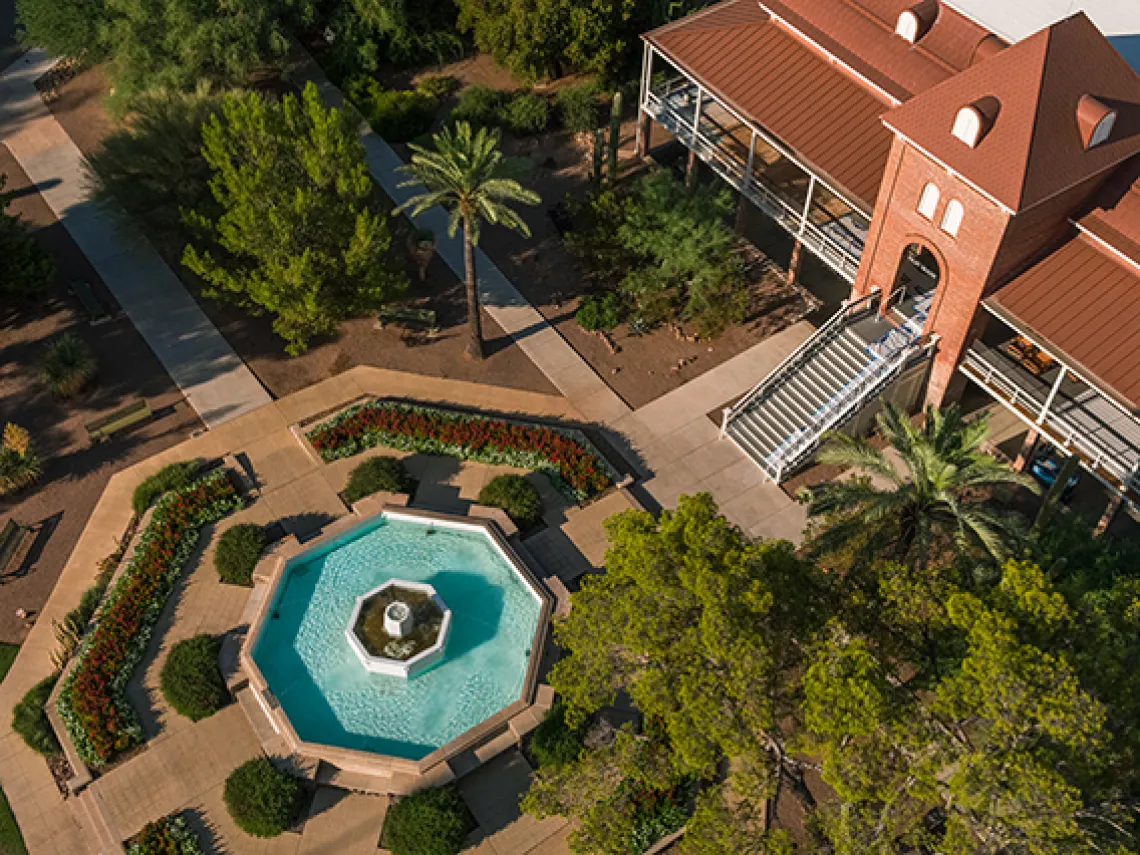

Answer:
[1030,444,1080,502]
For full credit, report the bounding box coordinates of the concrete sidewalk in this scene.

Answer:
[0,51,271,428]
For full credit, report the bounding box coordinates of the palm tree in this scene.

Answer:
[396,122,540,359]
[800,403,1038,568]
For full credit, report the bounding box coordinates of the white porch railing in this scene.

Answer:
[644,82,864,282]
[960,345,1140,489]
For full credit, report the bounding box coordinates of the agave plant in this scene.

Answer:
[40,332,97,397]
[0,423,41,495]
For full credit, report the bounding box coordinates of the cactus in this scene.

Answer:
[592,128,605,186]
[606,91,622,182]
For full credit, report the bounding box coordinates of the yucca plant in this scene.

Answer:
[40,332,97,397]
[0,423,41,494]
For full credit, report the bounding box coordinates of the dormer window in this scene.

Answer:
[951,97,1000,148]
[940,200,964,237]
[1077,95,1117,150]
[896,1,938,43]
[917,183,940,220]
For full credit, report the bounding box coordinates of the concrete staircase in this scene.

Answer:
[724,294,928,480]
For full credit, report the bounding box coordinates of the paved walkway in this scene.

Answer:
[294,53,809,540]
[0,51,272,427]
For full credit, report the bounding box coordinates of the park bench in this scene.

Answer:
[376,305,438,334]
[69,280,111,326]
[0,519,35,579]
[85,399,152,443]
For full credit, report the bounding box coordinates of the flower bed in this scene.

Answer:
[306,401,614,500]
[58,471,244,766]
[127,813,204,855]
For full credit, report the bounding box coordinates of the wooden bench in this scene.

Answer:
[85,399,152,443]
[69,280,111,326]
[0,519,35,579]
[376,306,438,333]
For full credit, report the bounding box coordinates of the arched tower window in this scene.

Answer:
[952,107,983,147]
[917,183,940,220]
[940,200,964,236]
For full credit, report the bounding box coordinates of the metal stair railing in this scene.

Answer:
[720,289,880,438]
[765,337,930,481]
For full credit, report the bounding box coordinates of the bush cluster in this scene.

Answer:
[575,292,622,332]
[127,813,205,855]
[132,461,200,515]
[477,474,543,532]
[452,86,551,135]
[555,82,601,134]
[39,333,97,398]
[344,456,412,503]
[381,785,474,855]
[215,524,266,587]
[160,635,228,722]
[11,676,60,756]
[346,76,440,143]
[528,703,585,768]
[223,758,300,838]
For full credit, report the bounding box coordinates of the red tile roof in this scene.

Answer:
[645,0,896,209]
[883,13,1140,212]
[1077,161,1140,266]
[988,233,1140,412]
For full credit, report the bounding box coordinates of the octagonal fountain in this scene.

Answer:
[245,508,550,766]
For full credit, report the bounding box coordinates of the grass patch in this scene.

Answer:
[0,787,27,855]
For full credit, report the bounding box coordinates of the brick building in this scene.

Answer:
[636,0,1140,516]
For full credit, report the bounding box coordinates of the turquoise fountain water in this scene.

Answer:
[252,514,543,759]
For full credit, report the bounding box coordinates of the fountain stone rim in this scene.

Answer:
[345,579,451,678]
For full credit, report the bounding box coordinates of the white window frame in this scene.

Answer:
[896,10,920,42]
[941,199,964,236]
[952,106,983,148]
[917,183,940,220]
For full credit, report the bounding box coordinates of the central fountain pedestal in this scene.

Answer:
[346,580,451,678]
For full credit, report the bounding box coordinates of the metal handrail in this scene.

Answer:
[721,290,880,435]
[961,348,1135,484]
[767,338,927,479]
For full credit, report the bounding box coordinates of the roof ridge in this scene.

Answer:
[1016,23,1057,209]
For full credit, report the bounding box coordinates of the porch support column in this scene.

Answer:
[635,42,652,158]
[1037,366,1067,425]
[1012,428,1040,472]
[735,132,757,235]
[798,174,817,237]
[1095,492,1123,536]
[787,240,804,290]
[686,86,703,190]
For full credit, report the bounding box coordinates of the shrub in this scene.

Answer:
[127,813,204,855]
[11,676,60,756]
[478,474,543,531]
[160,635,228,721]
[132,460,199,515]
[556,82,601,134]
[502,91,550,135]
[451,85,505,127]
[40,333,97,397]
[529,703,585,768]
[214,524,266,586]
[415,75,457,101]
[307,402,612,501]
[0,175,55,297]
[223,758,300,838]
[381,784,474,855]
[346,76,437,143]
[344,456,412,503]
[0,423,40,495]
[575,292,622,332]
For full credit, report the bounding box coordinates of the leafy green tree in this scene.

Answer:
[85,85,226,238]
[183,83,405,354]
[801,403,1036,570]
[325,0,462,76]
[15,0,110,61]
[397,122,539,359]
[533,493,826,847]
[0,175,55,297]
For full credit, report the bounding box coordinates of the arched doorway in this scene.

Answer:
[892,243,941,333]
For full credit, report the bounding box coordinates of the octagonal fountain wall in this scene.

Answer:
[241,505,551,783]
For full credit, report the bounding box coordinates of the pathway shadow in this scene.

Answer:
[281,511,337,542]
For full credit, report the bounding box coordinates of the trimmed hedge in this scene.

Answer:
[160,635,227,722]
[215,524,266,587]
[59,472,244,765]
[344,456,411,503]
[307,401,612,501]
[132,461,199,515]
[381,784,474,855]
[477,474,542,532]
[224,758,300,838]
[528,703,585,769]
[11,675,60,756]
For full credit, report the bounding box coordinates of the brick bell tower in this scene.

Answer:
[852,12,1140,407]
